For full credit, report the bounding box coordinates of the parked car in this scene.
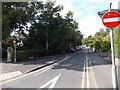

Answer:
[79,46,82,50]
[65,48,75,53]
[74,46,80,51]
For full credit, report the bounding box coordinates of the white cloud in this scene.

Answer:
[56,0,118,3]
[112,1,119,9]
[56,0,82,19]
[40,0,118,38]
[78,16,105,38]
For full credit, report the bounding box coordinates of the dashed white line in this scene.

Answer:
[34,66,52,76]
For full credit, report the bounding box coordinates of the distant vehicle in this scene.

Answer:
[79,46,82,50]
[65,48,75,53]
[74,46,80,51]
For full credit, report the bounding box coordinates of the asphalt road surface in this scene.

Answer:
[0,47,112,89]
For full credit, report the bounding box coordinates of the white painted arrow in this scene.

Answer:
[40,74,61,88]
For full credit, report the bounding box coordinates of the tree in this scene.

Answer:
[3,1,83,52]
[2,2,43,42]
[114,26,120,59]
[83,28,111,52]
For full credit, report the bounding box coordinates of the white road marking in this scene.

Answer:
[34,55,70,76]
[40,74,61,88]
[81,47,90,88]
[0,55,68,85]
[34,66,52,76]
[67,56,71,59]
[103,17,120,22]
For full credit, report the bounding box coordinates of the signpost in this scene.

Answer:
[13,40,17,63]
[100,3,120,89]
[102,11,120,28]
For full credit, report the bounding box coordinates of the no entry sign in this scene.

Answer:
[102,11,120,28]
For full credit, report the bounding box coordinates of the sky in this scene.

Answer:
[41,0,119,38]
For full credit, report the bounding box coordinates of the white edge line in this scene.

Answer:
[0,56,67,85]
[34,66,52,76]
[34,55,70,76]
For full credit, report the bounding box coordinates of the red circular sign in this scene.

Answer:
[13,40,16,44]
[102,11,120,28]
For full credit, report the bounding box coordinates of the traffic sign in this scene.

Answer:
[13,44,17,46]
[102,11,120,28]
[13,40,16,44]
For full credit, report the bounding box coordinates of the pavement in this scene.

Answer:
[87,48,112,88]
[0,47,113,88]
[0,54,67,82]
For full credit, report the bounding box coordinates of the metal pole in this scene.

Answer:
[14,46,16,63]
[110,29,118,89]
[109,3,118,89]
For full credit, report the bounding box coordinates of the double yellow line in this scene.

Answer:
[81,48,97,88]
[81,48,89,88]
[81,57,90,88]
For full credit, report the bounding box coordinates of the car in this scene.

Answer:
[65,47,75,53]
[74,46,80,51]
[79,46,82,50]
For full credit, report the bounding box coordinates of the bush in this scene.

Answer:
[114,27,120,59]
[93,40,101,51]
[101,41,111,52]
[16,49,47,61]
[15,48,64,61]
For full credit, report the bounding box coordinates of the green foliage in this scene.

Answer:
[114,27,120,59]
[101,41,111,52]
[2,2,43,42]
[83,28,110,52]
[2,1,83,59]
[16,49,47,61]
[24,1,83,50]
[16,48,64,61]
[93,40,101,51]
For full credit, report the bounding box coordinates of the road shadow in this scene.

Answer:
[51,49,112,72]
[51,50,86,72]
[87,51,112,66]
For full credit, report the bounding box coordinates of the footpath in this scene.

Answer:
[0,54,67,82]
[87,48,113,88]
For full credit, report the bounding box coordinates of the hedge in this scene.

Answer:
[15,48,64,61]
[114,27,120,59]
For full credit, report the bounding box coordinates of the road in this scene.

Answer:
[0,47,112,89]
